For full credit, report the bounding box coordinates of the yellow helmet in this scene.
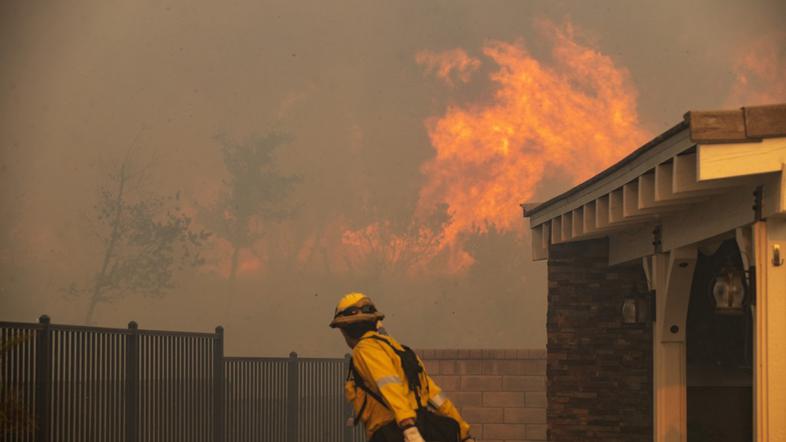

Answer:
[329,292,385,328]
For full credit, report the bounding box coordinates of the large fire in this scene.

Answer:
[198,21,653,278]
[341,20,651,273]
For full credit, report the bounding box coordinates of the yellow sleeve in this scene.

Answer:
[353,341,417,425]
[426,375,472,440]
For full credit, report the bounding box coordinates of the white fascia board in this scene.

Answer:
[697,137,786,181]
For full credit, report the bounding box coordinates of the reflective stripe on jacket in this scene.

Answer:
[344,331,471,439]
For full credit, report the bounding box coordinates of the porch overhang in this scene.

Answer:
[523,103,786,265]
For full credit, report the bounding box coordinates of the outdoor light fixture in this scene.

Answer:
[622,292,652,324]
[711,261,746,314]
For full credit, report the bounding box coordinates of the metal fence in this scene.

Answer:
[49,323,128,442]
[1,316,366,442]
[224,356,364,442]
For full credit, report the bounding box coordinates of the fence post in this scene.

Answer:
[287,352,299,442]
[343,353,354,442]
[213,326,225,442]
[34,315,52,442]
[126,321,139,442]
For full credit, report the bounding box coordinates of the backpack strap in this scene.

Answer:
[349,334,432,426]
[362,335,428,414]
[348,356,391,426]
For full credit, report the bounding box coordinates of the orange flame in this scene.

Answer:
[342,20,651,274]
[417,22,649,247]
[202,20,651,277]
[416,48,482,86]
[727,31,786,107]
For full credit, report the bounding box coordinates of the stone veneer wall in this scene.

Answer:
[417,349,547,442]
[547,238,652,442]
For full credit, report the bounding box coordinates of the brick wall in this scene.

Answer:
[547,238,652,442]
[418,349,547,442]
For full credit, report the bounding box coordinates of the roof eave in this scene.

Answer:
[523,119,689,220]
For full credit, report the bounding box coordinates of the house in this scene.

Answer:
[523,104,786,441]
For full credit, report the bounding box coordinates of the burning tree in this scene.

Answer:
[200,132,298,283]
[73,156,210,324]
[340,203,455,277]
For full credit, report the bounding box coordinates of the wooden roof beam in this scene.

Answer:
[688,104,786,143]
[655,161,713,203]
[622,181,671,218]
[561,212,574,243]
[641,170,705,209]
[571,207,584,238]
[551,217,562,244]
[595,194,610,229]
[673,153,739,194]
[611,188,637,222]
[582,201,598,236]
[567,206,608,241]
[602,190,644,225]
[531,223,549,261]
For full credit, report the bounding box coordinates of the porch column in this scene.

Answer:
[754,220,786,442]
[652,247,697,442]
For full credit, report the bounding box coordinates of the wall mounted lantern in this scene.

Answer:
[711,261,746,314]
[622,292,652,324]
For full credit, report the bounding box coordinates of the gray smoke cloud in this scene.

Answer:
[1,0,784,356]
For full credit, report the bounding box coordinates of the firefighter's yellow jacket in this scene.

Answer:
[345,331,471,439]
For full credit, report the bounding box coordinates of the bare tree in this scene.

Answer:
[341,203,453,278]
[72,155,210,324]
[200,132,298,283]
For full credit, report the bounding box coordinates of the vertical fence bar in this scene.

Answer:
[89,331,96,441]
[78,329,86,441]
[343,354,353,442]
[213,327,225,442]
[54,330,63,442]
[156,334,163,441]
[287,352,299,442]
[126,321,139,442]
[67,330,75,442]
[35,315,52,442]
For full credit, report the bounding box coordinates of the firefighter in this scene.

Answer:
[330,292,476,442]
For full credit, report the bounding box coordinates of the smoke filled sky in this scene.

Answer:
[1,0,784,356]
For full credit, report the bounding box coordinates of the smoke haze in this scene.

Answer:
[1,0,784,356]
